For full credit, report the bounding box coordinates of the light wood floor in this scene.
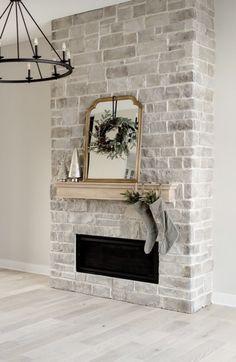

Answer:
[0,270,236,362]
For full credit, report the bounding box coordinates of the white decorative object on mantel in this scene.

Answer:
[69,148,81,182]
[57,158,68,182]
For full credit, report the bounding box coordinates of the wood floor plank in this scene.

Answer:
[0,269,236,362]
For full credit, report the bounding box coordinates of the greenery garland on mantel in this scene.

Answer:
[122,190,159,205]
[90,109,137,160]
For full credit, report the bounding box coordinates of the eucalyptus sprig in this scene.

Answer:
[121,190,141,204]
[141,190,159,205]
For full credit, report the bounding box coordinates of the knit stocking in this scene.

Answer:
[133,201,158,254]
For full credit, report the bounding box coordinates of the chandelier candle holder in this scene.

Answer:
[33,38,40,59]
[62,42,67,62]
[26,63,32,81]
[0,0,74,83]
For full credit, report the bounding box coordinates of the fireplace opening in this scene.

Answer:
[76,234,159,284]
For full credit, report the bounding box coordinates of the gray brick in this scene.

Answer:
[168,119,195,131]
[146,74,164,87]
[52,29,69,41]
[104,5,116,18]
[169,9,196,23]
[85,21,99,35]
[128,61,157,76]
[142,134,174,147]
[145,13,169,27]
[106,65,128,79]
[52,16,72,31]
[146,0,167,14]
[86,274,112,287]
[138,28,155,43]
[139,87,165,103]
[168,0,185,11]
[118,6,133,21]
[124,18,146,33]
[111,22,124,33]
[137,38,167,55]
[128,75,145,89]
[87,81,107,94]
[113,279,135,291]
[70,25,85,39]
[73,51,102,66]
[113,290,160,307]
[69,38,85,54]
[169,71,195,84]
[169,30,196,45]
[100,33,124,49]
[92,285,111,298]
[85,37,99,52]
[104,46,135,61]
[75,281,92,294]
[50,278,75,291]
[160,49,185,61]
[159,61,177,73]
[134,4,146,17]
[73,9,104,24]
[66,82,88,97]
[124,33,137,45]
[51,127,71,139]
[108,78,128,92]
[88,64,105,82]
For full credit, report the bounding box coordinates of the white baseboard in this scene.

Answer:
[213,292,236,308]
[0,259,49,276]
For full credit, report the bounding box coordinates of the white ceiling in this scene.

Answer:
[0,0,128,44]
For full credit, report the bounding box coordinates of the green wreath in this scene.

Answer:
[90,110,137,160]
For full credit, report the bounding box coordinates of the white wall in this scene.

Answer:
[0,1,235,301]
[0,41,51,274]
[214,0,236,300]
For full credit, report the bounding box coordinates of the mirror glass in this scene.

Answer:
[84,96,142,182]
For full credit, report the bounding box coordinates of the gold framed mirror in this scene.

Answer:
[83,95,143,183]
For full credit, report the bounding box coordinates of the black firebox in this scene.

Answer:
[76,234,159,284]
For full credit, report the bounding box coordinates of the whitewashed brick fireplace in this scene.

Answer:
[50,0,215,313]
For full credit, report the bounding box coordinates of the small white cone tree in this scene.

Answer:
[57,159,68,182]
[69,148,81,181]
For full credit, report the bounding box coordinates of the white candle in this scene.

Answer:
[34,38,38,46]
[67,50,71,60]
[62,42,66,51]
[27,63,31,70]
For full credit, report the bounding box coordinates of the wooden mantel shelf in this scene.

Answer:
[55,182,177,202]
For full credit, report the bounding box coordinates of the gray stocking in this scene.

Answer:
[133,201,158,254]
[149,198,179,255]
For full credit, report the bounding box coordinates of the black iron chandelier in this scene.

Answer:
[0,0,73,83]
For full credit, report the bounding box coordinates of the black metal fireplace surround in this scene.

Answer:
[76,234,159,284]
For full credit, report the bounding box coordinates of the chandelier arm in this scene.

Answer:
[0,58,73,83]
[15,2,20,58]
[20,1,63,62]
[0,3,14,40]
[0,2,11,21]
[18,2,43,79]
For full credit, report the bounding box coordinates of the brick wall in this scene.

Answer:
[50,0,215,313]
